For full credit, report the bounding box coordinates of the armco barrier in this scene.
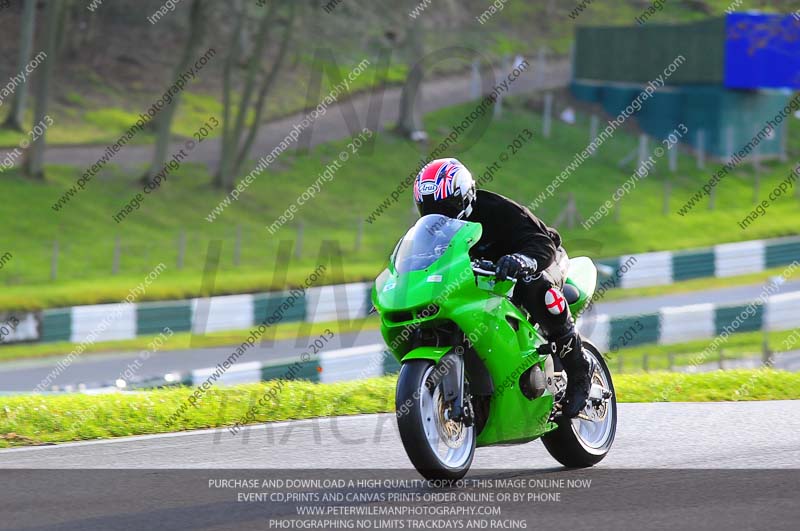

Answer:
[191,294,254,334]
[598,235,800,288]
[1,237,797,347]
[70,303,136,343]
[305,282,371,323]
[136,300,192,335]
[51,289,800,392]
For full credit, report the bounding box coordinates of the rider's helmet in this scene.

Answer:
[413,158,476,219]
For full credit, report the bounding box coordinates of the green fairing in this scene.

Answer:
[372,215,598,447]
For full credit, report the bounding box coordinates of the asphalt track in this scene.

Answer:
[1,401,798,468]
[2,280,797,392]
[1,402,798,530]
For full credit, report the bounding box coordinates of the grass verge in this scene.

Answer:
[1,369,797,448]
[608,328,799,373]
[1,95,798,310]
[596,266,799,303]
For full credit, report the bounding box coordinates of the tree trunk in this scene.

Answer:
[23,0,63,180]
[231,2,296,178]
[217,1,278,189]
[215,0,245,188]
[3,0,37,132]
[142,0,208,186]
[396,18,425,139]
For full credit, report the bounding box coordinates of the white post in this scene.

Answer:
[638,134,648,168]
[668,140,677,173]
[470,60,480,100]
[295,222,304,260]
[696,129,705,169]
[51,240,59,281]
[588,115,599,156]
[543,92,553,138]
[780,118,789,162]
[538,46,547,77]
[752,126,762,173]
[725,126,735,164]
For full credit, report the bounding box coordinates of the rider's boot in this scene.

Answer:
[554,328,591,418]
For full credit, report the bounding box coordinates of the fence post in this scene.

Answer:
[470,60,480,100]
[725,126,735,163]
[637,134,648,168]
[494,56,511,118]
[177,231,186,270]
[696,129,705,169]
[762,337,773,367]
[295,222,304,260]
[718,349,724,370]
[668,141,677,173]
[753,173,760,205]
[50,239,59,281]
[355,219,363,252]
[709,184,716,211]
[780,118,789,162]
[668,351,675,372]
[234,225,242,267]
[588,115,599,156]
[537,46,547,82]
[542,92,553,138]
[112,236,120,275]
[663,180,671,215]
[752,126,762,173]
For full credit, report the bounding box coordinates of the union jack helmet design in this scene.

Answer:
[413,158,476,219]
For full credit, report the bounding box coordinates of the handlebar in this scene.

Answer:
[472,267,496,277]
[471,259,517,283]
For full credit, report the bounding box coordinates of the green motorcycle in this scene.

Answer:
[372,214,616,479]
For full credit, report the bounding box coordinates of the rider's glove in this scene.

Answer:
[495,253,538,281]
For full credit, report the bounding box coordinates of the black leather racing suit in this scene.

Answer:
[465,190,589,416]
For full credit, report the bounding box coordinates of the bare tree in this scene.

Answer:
[214,0,297,189]
[395,16,426,140]
[23,0,64,180]
[3,0,37,131]
[142,0,209,186]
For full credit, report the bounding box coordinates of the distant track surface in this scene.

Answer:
[0,62,569,170]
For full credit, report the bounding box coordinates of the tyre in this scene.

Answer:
[395,359,476,480]
[542,340,616,468]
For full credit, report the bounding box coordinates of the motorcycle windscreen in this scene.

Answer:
[391,214,468,273]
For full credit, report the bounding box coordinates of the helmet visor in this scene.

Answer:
[416,194,463,218]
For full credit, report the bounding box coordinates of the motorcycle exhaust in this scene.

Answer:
[520,365,547,399]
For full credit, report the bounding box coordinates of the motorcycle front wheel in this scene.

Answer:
[395,360,476,480]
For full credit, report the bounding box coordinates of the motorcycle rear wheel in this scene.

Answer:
[396,360,476,480]
[542,340,617,467]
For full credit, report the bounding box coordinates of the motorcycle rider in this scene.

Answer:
[412,158,590,418]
